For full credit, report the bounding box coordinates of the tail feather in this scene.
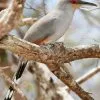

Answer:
[14,61,28,84]
[4,60,28,100]
[4,86,14,100]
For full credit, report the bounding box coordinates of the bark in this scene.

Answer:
[28,62,64,100]
[0,35,99,100]
[0,0,24,39]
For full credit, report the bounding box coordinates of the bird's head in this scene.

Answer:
[69,0,97,9]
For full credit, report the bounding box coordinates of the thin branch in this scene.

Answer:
[20,17,37,26]
[28,62,64,100]
[25,2,40,12]
[0,0,25,39]
[76,66,100,84]
[0,66,27,100]
[52,64,94,100]
[42,0,47,15]
[67,66,100,92]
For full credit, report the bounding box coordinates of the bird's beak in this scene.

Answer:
[78,0,97,6]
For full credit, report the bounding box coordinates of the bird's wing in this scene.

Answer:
[24,13,57,44]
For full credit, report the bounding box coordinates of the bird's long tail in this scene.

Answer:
[4,59,28,100]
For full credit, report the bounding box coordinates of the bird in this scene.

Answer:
[4,0,97,100]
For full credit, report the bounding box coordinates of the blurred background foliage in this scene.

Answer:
[0,0,100,100]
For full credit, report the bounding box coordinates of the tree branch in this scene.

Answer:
[28,62,64,100]
[67,66,100,93]
[19,17,37,26]
[76,66,100,84]
[0,66,27,100]
[0,35,100,68]
[52,64,94,100]
[0,35,99,99]
[0,0,25,39]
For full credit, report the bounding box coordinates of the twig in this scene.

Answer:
[20,17,37,26]
[0,66,27,100]
[0,0,25,39]
[42,0,47,15]
[0,9,37,26]
[28,62,64,100]
[76,66,100,84]
[52,64,94,100]
[25,2,40,12]
[67,66,100,92]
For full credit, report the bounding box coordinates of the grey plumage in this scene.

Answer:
[24,1,74,43]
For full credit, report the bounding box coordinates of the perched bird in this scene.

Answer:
[4,0,97,100]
